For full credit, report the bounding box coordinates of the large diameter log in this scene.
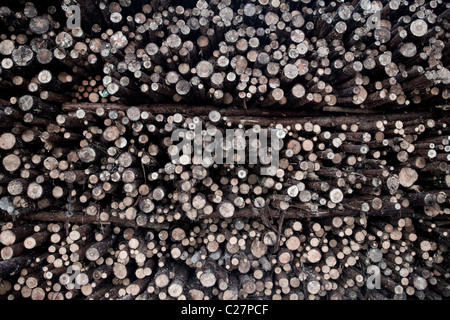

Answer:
[399,168,419,188]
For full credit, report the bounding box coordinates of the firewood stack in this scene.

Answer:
[0,0,449,300]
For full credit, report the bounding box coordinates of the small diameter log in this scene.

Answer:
[154,263,172,289]
[168,264,189,298]
[23,230,51,249]
[86,235,116,261]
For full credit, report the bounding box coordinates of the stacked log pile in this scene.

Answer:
[1,214,449,300]
[1,103,449,300]
[0,0,449,300]
[0,0,448,111]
